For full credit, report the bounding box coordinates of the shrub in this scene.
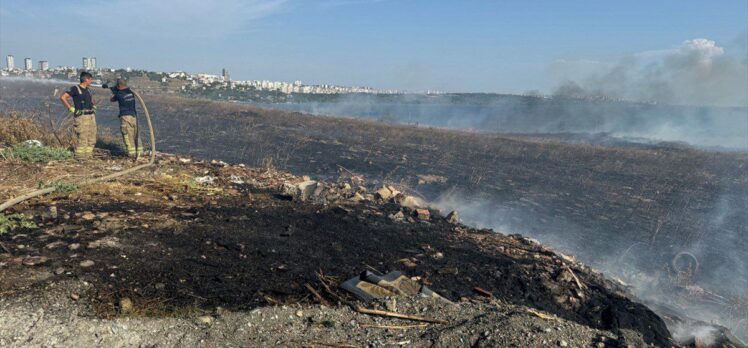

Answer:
[0,213,36,235]
[2,144,73,163]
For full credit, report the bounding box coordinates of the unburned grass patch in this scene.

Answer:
[1,144,72,163]
[0,213,36,235]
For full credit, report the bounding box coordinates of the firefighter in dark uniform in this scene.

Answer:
[109,79,141,157]
[59,71,97,158]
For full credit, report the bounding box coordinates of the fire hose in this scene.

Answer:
[0,90,155,212]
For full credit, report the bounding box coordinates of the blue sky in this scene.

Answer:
[1,0,746,94]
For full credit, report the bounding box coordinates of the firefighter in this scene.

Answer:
[60,71,97,158]
[109,79,141,157]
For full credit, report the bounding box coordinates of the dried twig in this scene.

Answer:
[294,341,358,348]
[355,306,447,324]
[305,283,331,307]
[564,266,587,290]
[473,287,493,298]
[360,323,428,330]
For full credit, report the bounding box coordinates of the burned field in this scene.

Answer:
[1,79,748,344]
[0,154,679,347]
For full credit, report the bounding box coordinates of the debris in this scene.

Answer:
[355,306,447,324]
[229,175,245,184]
[70,293,79,301]
[305,283,331,307]
[119,297,134,314]
[414,209,430,220]
[294,341,358,348]
[54,267,65,275]
[49,206,58,219]
[446,211,459,224]
[68,243,80,251]
[564,266,587,290]
[297,180,318,201]
[527,308,559,321]
[197,315,214,325]
[194,176,216,185]
[341,271,449,303]
[375,186,392,200]
[45,241,67,249]
[473,287,493,298]
[360,323,428,330]
[389,211,405,222]
[22,256,48,266]
[351,192,365,202]
[280,182,299,198]
[79,260,95,268]
[81,212,96,221]
[21,139,43,147]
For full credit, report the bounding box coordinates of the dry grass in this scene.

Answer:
[0,113,57,146]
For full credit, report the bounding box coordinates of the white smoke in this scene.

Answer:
[551,38,748,107]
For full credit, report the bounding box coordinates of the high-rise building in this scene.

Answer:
[24,58,33,71]
[5,55,14,70]
[222,68,230,82]
[90,57,97,69]
[39,60,49,71]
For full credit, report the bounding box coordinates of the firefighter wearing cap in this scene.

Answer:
[109,79,141,157]
[60,71,97,158]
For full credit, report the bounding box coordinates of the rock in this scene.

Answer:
[280,182,299,197]
[45,241,67,249]
[312,185,325,197]
[297,180,318,201]
[79,260,95,268]
[155,283,166,290]
[49,206,58,219]
[351,192,365,202]
[295,310,303,317]
[178,157,191,163]
[81,212,96,221]
[54,267,65,275]
[68,243,80,251]
[389,211,405,221]
[386,298,397,312]
[558,340,568,347]
[415,209,430,220]
[386,185,401,196]
[119,297,134,314]
[446,211,460,224]
[70,293,79,301]
[22,256,48,266]
[375,186,392,200]
[197,315,214,325]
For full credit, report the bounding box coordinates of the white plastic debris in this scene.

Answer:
[21,140,43,147]
[229,175,245,184]
[194,175,216,185]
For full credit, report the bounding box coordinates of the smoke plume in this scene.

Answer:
[551,38,748,107]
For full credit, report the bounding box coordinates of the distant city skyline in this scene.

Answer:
[1,1,746,102]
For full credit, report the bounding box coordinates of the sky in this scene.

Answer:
[1,0,747,95]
